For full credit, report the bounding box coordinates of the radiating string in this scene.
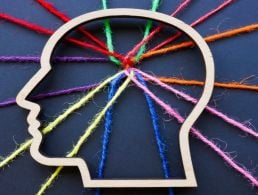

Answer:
[0,56,108,63]
[125,0,192,64]
[0,71,257,172]
[126,70,258,187]
[141,23,258,60]
[0,1,256,193]
[36,73,132,195]
[0,71,123,168]
[0,73,257,164]
[133,0,160,61]
[3,75,258,109]
[150,0,235,51]
[126,0,234,64]
[0,70,257,189]
[0,13,125,61]
[157,76,258,92]
[96,71,174,195]
[1,11,258,64]
[134,68,258,139]
[101,0,122,65]
[36,0,108,50]
[95,74,124,195]
[137,73,174,195]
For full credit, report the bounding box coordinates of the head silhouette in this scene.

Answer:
[16,9,215,187]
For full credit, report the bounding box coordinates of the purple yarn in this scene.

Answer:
[0,83,98,107]
[0,56,109,63]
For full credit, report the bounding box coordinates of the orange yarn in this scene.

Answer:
[157,77,258,91]
[141,24,258,60]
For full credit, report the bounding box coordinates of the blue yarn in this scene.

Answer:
[95,74,124,195]
[136,73,174,195]
[95,72,173,195]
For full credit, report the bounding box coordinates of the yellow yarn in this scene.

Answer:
[37,167,63,195]
[0,71,123,168]
[0,139,32,167]
[36,73,132,195]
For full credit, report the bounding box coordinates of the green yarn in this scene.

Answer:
[101,0,121,66]
[101,0,160,65]
[135,0,160,61]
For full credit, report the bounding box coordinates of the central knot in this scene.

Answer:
[122,57,135,69]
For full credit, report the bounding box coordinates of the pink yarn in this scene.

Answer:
[134,68,258,139]
[150,0,235,51]
[125,69,258,187]
[123,0,192,63]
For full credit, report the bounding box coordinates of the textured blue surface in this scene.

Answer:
[0,0,258,194]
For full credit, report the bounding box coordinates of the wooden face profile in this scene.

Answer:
[16,9,215,188]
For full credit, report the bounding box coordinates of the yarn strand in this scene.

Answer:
[101,0,122,65]
[133,0,160,61]
[126,70,258,187]
[157,76,258,92]
[0,56,108,63]
[2,70,258,169]
[36,73,132,195]
[141,23,258,60]
[3,74,258,108]
[137,73,174,195]
[134,68,258,138]
[0,13,125,61]
[150,0,234,51]
[36,0,108,50]
[0,71,123,168]
[95,74,124,195]
[125,0,191,63]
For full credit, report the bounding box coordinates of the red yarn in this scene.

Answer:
[0,13,53,35]
[0,13,125,61]
[36,0,108,50]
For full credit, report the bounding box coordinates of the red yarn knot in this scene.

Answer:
[122,57,135,69]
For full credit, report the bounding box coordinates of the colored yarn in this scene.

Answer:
[2,10,258,62]
[0,71,123,168]
[126,70,258,187]
[37,73,132,195]
[65,37,124,61]
[133,0,160,61]
[158,76,258,92]
[101,0,122,65]
[1,1,257,192]
[2,70,258,170]
[171,0,192,16]
[141,23,258,60]
[36,0,108,50]
[37,166,63,195]
[67,74,131,156]
[0,13,125,61]
[125,0,191,64]
[0,56,108,63]
[0,13,53,35]
[150,0,234,51]
[136,73,174,195]
[134,68,258,139]
[3,74,258,109]
[96,74,124,195]
[0,83,98,108]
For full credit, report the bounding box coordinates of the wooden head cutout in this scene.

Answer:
[16,8,215,188]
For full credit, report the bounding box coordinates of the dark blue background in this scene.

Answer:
[0,0,258,194]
